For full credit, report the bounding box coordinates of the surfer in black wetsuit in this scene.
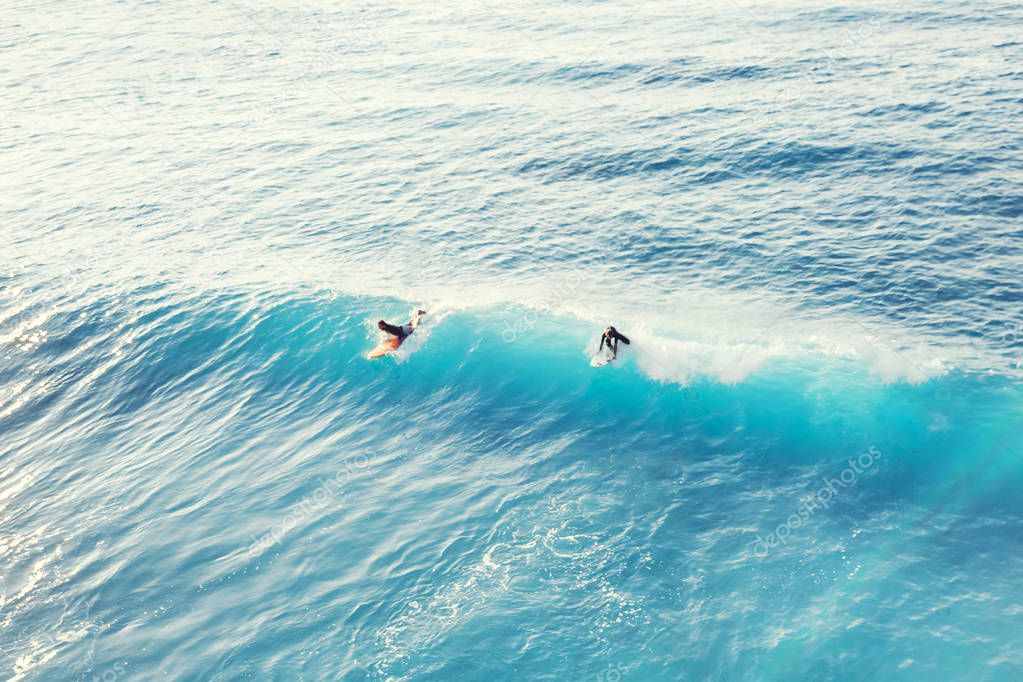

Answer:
[378,310,426,341]
[599,325,631,359]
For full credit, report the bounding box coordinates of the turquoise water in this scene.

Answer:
[3,0,1023,679]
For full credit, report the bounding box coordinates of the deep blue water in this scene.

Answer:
[2,0,1023,680]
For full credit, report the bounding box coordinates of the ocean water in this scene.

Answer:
[3,0,1023,679]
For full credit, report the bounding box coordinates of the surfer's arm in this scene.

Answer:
[598,336,606,352]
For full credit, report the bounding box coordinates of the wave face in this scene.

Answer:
[3,0,1023,680]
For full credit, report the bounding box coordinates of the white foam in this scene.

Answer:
[331,264,950,384]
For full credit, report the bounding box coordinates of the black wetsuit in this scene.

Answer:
[599,326,631,357]
[379,311,425,341]
[379,321,408,339]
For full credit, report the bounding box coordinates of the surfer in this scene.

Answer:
[378,310,426,341]
[599,325,630,359]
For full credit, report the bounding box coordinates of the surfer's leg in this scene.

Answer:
[379,321,405,338]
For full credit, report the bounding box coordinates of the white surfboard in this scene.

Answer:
[590,349,614,367]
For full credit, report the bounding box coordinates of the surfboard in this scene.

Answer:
[368,337,402,359]
[590,349,614,367]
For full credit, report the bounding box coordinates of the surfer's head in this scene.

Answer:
[377,320,387,330]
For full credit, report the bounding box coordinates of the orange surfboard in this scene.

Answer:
[368,337,402,359]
